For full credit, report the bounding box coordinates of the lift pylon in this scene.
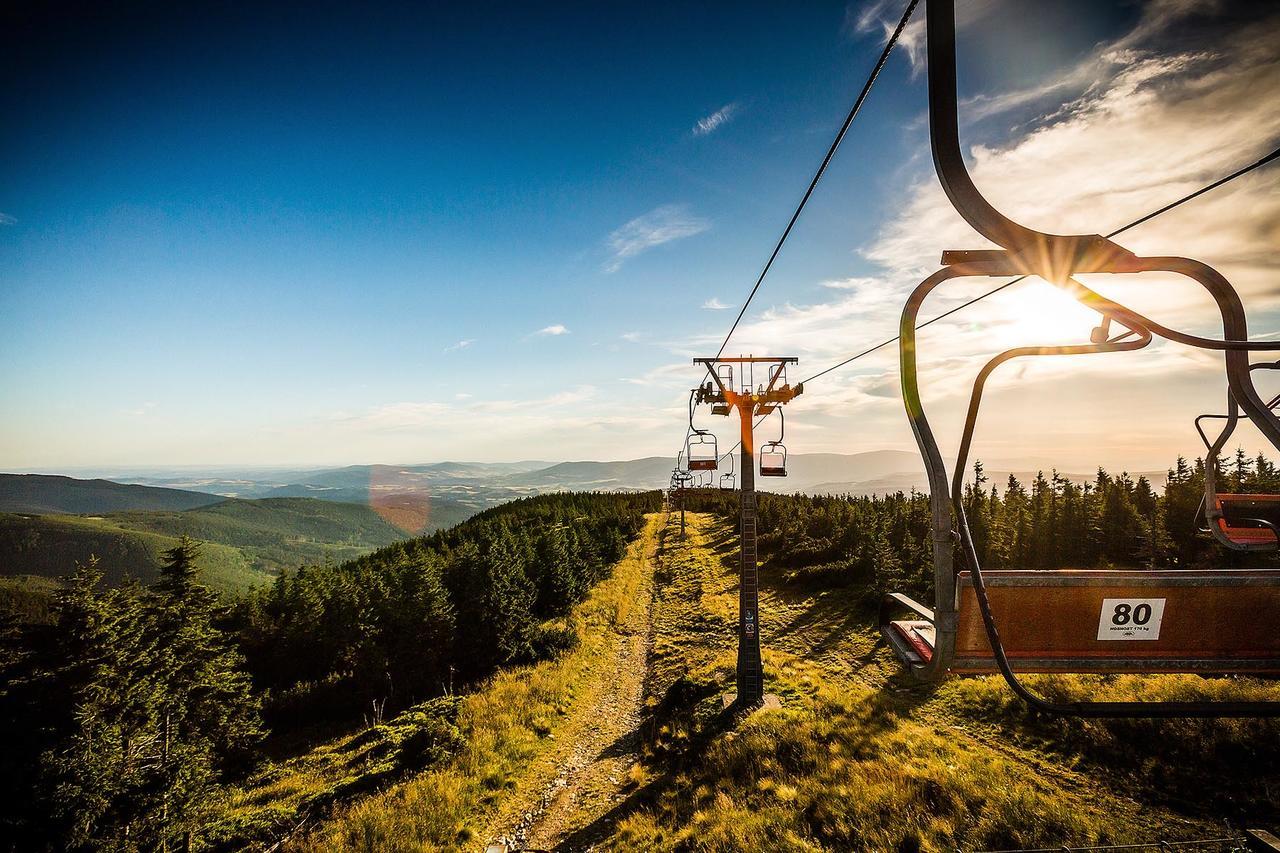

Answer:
[694,356,803,706]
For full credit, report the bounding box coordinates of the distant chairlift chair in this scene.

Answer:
[760,409,788,478]
[686,390,719,471]
[720,451,737,491]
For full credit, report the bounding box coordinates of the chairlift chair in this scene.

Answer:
[687,432,719,471]
[686,389,719,470]
[759,409,788,478]
[1194,364,1280,551]
[719,451,736,491]
[879,0,1280,718]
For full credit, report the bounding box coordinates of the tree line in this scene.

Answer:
[0,491,655,851]
[685,452,1280,600]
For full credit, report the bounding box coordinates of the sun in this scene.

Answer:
[1000,279,1109,345]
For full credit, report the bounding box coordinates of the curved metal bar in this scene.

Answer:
[900,263,1008,681]
[926,0,1131,282]
[899,259,1280,714]
[950,315,1154,503]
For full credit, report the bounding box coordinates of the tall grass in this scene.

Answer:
[610,513,1242,852]
[939,673,1280,820]
[283,513,662,852]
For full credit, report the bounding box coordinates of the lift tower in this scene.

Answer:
[694,356,802,706]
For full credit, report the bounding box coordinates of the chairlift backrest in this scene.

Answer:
[759,408,788,477]
[686,431,718,471]
[760,443,787,477]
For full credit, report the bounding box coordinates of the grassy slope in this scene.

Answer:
[606,513,1277,852]
[0,497,414,592]
[212,513,663,852]
[209,511,1279,851]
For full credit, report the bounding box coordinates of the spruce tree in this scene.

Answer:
[145,537,261,850]
[40,562,161,851]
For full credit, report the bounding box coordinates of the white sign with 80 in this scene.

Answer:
[1096,598,1166,641]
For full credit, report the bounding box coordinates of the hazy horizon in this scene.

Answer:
[4,1,1279,478]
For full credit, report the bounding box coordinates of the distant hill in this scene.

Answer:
[511,457,677,490]
[24,453,1173,519]
[0,473,218,514]
[0,495,436,591]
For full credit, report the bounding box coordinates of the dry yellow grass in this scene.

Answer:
[607,513,1265,852]
[282,513,664,852]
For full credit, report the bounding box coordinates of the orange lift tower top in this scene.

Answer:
[694,356,802,706]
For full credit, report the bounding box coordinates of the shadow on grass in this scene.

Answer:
[553,676,735,852]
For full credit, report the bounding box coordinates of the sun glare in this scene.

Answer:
[1002,279,1108,344]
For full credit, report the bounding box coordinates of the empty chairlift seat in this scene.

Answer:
[759,442,787,477]
[882,569,1280,673]
[1214,494,1280,547]
[686,431,718,471]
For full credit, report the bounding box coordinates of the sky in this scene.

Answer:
[3,0,1279,473]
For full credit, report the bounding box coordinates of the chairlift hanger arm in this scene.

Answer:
[949,318,1154,503]
[897,262,1280,714]
[926,0,1130,281]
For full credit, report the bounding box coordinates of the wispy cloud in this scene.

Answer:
[0,213,16,226]
[693,102,738,136]
[534,324,569,336]
[848,0,1005,75]
[123,402,158,417]
[697,5,1280,469]
[702,297,730,310]
[604,204,709,273]
[443,338,475,353]
[621,331,643,342]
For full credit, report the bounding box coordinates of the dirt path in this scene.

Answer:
[485,515,662,852]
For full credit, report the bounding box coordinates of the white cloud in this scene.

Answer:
[665,5,1280,470]
[849,0,1004,75]
[443,338,475,353]
[534,324,569,337]
[702,297,730,310]
[604,204,709,272]
[621,331,643,342]
[0,213,15,226]
[693,102,738,136]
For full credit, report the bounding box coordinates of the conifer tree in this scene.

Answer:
[145,537,261,850]
[40,561,160,851]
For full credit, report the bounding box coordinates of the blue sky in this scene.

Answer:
[4,1,1278,470]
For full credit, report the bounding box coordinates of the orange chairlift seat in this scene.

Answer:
[1195,366,1280,550]
[1214,494,1280,547]
[884,570,1280,674]
[878,0,1280,717]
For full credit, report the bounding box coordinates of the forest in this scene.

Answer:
[0,491,655,851]
[686,452,1279,600]
[1,452,1274,850]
